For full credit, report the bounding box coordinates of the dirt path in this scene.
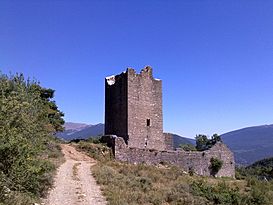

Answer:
[44,144,106,205]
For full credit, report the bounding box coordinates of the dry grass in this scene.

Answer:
[76,141,273,205]
[74,141,113,162]
[92,161,273,205]
[91,161,210,205]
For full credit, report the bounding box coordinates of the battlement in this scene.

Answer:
[125,66,154,79]
[140,66,153,78]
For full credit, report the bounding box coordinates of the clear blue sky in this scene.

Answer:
[1,0,273,138]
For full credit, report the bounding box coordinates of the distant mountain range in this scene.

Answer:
[57,122,194,145]
[174,125,273,165]
[56,122,104,141]
[56,123,273,165]
[221,124,273,165]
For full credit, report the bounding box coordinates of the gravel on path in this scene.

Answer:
[43,144,106,205]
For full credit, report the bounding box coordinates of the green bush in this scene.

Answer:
[0,73,64,204]
[195,134,222,151]
[246,177,273,205]
[209,158,223,177]
[191,180,245,204]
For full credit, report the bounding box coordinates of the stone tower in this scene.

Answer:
[105,66,165,150]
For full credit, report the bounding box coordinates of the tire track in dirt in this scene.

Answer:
[44,144,106,205]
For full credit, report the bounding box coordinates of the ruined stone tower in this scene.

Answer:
[104,67,235,178]
[105,66,165,150]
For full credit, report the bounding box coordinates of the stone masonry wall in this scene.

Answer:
[127,67,165,150]
[164,133,174,151]
[105,72,128,142]
[105,67,166,150]
[114,136,235,178]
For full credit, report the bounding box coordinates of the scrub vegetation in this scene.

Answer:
[0,73,64,205]
[77,139,273,205]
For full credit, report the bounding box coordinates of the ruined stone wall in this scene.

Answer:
[127,67,165,150]
[104,72,128,142]
[164,133,174,151]
[114,137,235,178]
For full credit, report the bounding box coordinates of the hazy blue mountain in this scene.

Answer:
[221,124,273,165]
[56,122,104,141]
[172,124,273,165]
[64,122,90,131]
[58,123,195,147]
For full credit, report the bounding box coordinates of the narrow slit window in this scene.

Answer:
[147,119,151,126]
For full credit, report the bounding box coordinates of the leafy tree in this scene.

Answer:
[195,134,222,151]
[210,134,222,144]
[0,73,64,204]
[195,135,209,151]
[29,84,65,132]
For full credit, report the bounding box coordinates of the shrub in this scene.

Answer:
[191,180,244,204]
[246,177,273,205]
[209,157,223,177]
[0,73,64,204]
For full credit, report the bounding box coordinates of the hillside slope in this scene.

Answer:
[221,125,273,165]
[56,123,104,140]
[249,157,273,168]
[172,134,195,148]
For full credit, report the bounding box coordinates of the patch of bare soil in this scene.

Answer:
[43,144,106,205]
